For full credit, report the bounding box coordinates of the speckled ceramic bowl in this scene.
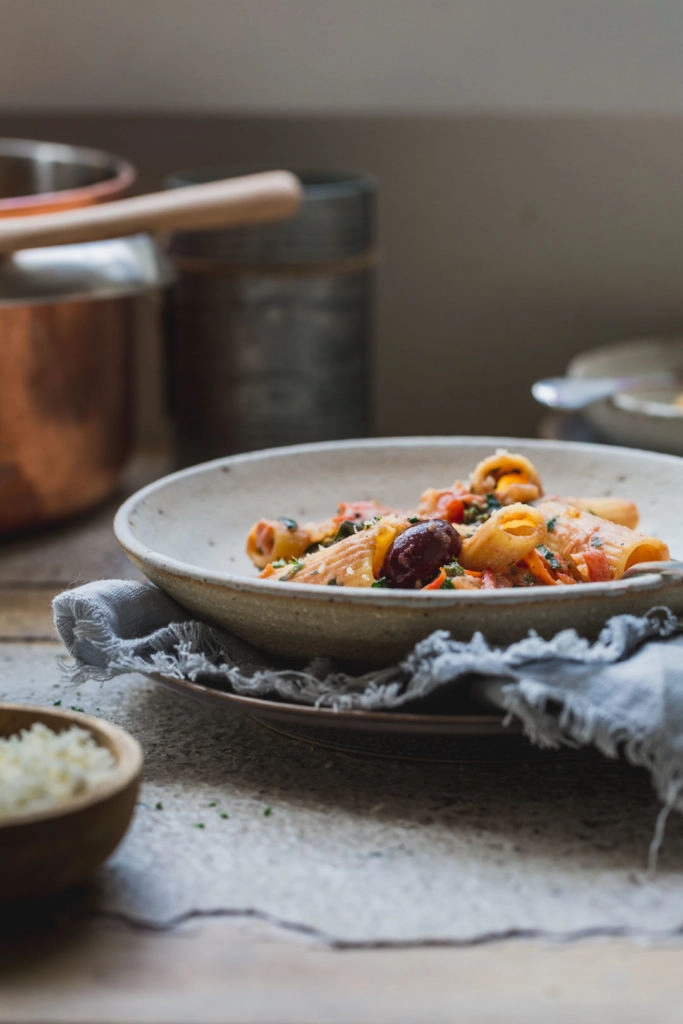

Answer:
[114,437,683,664]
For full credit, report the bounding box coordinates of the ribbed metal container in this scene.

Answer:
[165,170,377,464]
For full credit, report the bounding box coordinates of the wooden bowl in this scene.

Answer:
[0,703,143,901]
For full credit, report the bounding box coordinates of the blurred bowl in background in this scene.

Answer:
[568,337,683,456]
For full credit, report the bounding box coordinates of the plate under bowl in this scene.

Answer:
[151,671,526,762]
[114,436,683,664]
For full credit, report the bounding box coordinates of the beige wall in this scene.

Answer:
[2,1,683,116]
[3,3,683,443]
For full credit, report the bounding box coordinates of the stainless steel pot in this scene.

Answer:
[0,160,301,533]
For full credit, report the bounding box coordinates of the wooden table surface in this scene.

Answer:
[2,457,683,1024]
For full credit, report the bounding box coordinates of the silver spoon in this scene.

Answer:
[531,372,680,411]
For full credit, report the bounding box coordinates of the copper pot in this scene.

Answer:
[0,151,301,534]
[0,137,135,217]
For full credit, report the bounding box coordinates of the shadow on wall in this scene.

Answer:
[2,111,683,442]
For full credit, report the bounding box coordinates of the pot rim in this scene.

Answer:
[0,137,136,216]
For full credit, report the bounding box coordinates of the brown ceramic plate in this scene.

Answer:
[152,670,507,734]
[150,672,543,762]
[115,436,683,665]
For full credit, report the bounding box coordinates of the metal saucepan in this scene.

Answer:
[0,137,136,217]
[0,148,301,534]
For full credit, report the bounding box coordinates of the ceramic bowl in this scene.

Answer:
[0,704,142,901]
[568,338,683,455]
[113,437,683,665]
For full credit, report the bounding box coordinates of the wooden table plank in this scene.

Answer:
[3,915,683,1024]
[0,588,59,641]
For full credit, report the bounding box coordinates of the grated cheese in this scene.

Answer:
[0,721,116,820]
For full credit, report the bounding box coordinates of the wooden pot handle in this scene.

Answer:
[0,171,302,253]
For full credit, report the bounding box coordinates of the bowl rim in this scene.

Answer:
[0,703,143,830]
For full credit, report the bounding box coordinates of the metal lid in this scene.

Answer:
[166,169,376,265]
[0,234,175,307]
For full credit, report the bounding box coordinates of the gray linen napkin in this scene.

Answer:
[53,580,683,829]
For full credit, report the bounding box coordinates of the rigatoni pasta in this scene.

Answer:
[459,504,547,573]
[245,450,670,590]
[536,499,669,583]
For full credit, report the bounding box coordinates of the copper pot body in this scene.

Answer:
[0,139,151,534]
[0,296,135,533]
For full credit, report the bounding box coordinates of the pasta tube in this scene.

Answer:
[460,503,547,572]
[261,515,408,587]
[469,451,543,505]
[537,499,669,581]
[561,497,639,529]
[246,516,335,568]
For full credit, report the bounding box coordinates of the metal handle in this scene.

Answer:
[531,373,680,410]
[0,171,302,253]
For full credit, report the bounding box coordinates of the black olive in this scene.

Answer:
[381,519,462,589]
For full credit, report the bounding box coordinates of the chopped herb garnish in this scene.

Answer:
[220,812,229,819]
[156,801,164,810]
[440,578,455,589]
[195,823,205,829]
[444,561,465,577]
[208,801,217,807]
[271,558,286,568]
[407,515,420,523]
[590,534,604,548]
[263,806,272,817]
[278,517,298,531]
[524,574,536,586]
[371,577,389,587]
[546,515,558,532]
[329,520,360,544]
[279,557,305,581]
[463,495,499,525]
[52,700,62,706]
[537,545,562,571]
